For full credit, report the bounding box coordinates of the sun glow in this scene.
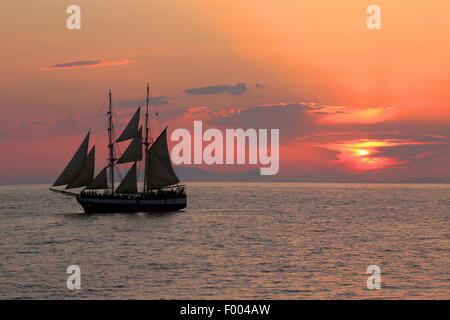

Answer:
[322,139,404,171]
[358,149,369,156]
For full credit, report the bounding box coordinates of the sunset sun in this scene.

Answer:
[358,150,369,156]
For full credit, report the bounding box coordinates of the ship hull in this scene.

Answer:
[77,196,187,213]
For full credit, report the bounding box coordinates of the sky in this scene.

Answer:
[0,0,449,183]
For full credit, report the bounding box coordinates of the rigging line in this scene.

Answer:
[88,95,109,173]
[116,167,124,181]
[88,95,108,132]
[91,125,107,176]
[91,109,110,173]
[155,112,164,131]
[115,139,123,158]
[148,89,153,143]
[112,139,124,182]
[92,115,106,147]
[111,115,119,159]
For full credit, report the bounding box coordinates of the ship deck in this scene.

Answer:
[77,195,187,213]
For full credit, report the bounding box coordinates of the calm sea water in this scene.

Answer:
[0,182,448,299]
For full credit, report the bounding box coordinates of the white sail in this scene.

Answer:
[115,162,137,194]
[53,132,90,186]
[66,147,95,189]
[146,128,180,189]
[116,107,140,142]
[86,166,108,190]
[117,127,143,164]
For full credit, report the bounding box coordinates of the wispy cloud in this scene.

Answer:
[186,83,247,96]
[370,142,450,160]
[42,59,133,70]
[6,113,92,139]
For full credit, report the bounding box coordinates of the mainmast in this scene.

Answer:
[143,83,150,192]
[108,89,115,194]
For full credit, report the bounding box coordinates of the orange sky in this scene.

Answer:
[0,0,449,183]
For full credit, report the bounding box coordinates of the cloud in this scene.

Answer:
[168,102,320,143]
[185,83,247,96]
[5,95,450,182]
[47,60,100,68]
[5,113,93,139]
[210,103,317,141]
[255,83,265,89]
[165,99,450,181]
[319,107,397,124]
[118,96,170,108]
[370,142,450,161]
[42,59,132,70]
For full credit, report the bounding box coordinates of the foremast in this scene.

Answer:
[108,90,115,195]
[143,83,150,193]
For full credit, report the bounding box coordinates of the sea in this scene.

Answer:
[0,182,448,299]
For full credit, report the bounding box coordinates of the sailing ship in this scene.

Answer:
[50,84,186,213]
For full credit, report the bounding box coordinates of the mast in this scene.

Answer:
[143,83,150,192]
[108,89,115,194]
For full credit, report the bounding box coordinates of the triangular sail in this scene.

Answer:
[146,128,180,189]
[53,132,90,186]
[117,127,143,164]
[116,107,140,142]
[66,147,95,189]
[86,166,108,190]
[115,162,137,194]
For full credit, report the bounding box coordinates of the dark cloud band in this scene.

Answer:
[186,83,247,96]
[47,60,101,69]
[118,96,169,107]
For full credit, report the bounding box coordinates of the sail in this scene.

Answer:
[116,107,140,142]
[146,128,180,189]
[66,147,95,189]
[86,166,108,189]
[115,162,137,194]
[117,127,143,164]
[53,132,90,186]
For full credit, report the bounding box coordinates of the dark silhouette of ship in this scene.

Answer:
[50,84,186,213]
